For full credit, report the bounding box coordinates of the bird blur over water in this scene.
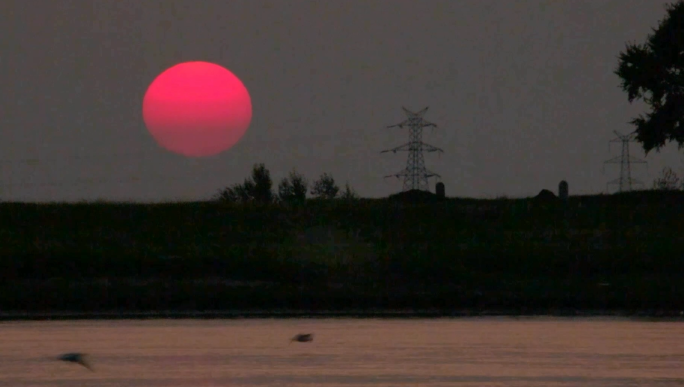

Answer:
[0,319,678,386]
[57,352,93,371]
[290,333,314,343]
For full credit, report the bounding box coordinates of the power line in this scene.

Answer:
[604,130,646,192]
[381,106,444,192]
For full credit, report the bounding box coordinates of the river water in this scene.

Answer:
[0,317,682,386]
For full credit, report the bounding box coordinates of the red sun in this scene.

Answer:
[142,61,252,157]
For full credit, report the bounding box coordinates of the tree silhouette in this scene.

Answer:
[278,169,308,203]
[340,182,359,200]
[251,163,274,203]
[615,1,684,154]
[310,172,340,199]
[215,163,274,204]
[215,179,255,203]
[652,166,681,190]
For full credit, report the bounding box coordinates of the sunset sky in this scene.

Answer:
[1,0,681,202]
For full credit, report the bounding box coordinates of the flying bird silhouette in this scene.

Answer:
[57,353,93,371]
[290,333,314,343]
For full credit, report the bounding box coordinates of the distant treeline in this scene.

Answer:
[213,163,358,204]
[0,189,683,314]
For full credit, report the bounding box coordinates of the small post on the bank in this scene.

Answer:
[436,182,445,198]
[559,180,569,202]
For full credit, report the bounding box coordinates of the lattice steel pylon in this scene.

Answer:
[604,130,647,192]
[381,106,443,192]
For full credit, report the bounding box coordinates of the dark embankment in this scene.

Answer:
[1,190,683,319]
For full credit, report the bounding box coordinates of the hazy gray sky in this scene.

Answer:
[1,0,680,202]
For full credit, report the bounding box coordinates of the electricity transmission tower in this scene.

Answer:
[604,130,646,192]
[381,106,443,192]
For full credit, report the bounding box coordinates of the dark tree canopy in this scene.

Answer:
[615,1,684,153]
[310,173,340,199]
[278,169,308,203]
[215,163,274,204]
[339,182,359,200]
[250,163,274,203]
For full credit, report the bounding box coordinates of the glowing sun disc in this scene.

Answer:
[142,61,252,157]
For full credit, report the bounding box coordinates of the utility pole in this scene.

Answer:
[604,130,646,192]
[381,107,443,192]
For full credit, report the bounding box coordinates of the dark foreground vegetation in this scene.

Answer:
[1,189,684,318]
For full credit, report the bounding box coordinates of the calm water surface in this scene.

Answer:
[0,317,682,386]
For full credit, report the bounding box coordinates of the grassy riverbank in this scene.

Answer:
[0,190,683,317]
